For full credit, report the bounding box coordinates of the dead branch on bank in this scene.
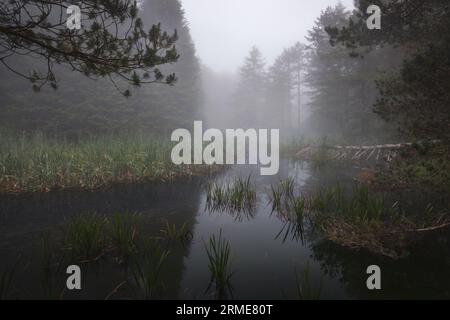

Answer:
[295,140,442,163]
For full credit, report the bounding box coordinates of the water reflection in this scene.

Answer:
[0,180,203,299]
[0,160,449,299]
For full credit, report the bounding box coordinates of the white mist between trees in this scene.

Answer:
[171,121,279,175]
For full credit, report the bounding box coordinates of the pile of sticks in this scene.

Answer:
[295,140,441,163]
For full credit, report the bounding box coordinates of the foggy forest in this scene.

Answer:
[0,0,449,300]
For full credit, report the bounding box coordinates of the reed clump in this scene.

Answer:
[206,176,256,212]
[295,262,323,300]
[160,219,192,244]
[0,132,216,194]
[268,179,450,259]
[110,212,141,263]
[129,241,170,299]
[204,231,234,299]
[62,213,107,263]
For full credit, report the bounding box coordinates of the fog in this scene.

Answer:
[182,0,355,73]
[0,0,448,302]
[0,0,401,144]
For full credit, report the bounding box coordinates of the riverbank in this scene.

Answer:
[0,133,221,194]
[287,137,450,191]
[373,143,450,192]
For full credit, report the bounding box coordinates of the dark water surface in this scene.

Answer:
[1,159,449,299]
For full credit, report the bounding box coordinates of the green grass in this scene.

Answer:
[110,212,141,263]
[206,176,256,212]
[270,179,308,243]
[268,177,296,213]
[39,212,193,298]
[291,196,307,220]
[280,177,295,200]
[269,178,309,220]
[129,241,170,299]
[204,231,234,299]
[309,184,387,223]
[62,213,106,263]
[269,179,389,224]
[295,263,323,300]
[160,219,191,243]
[0,132,216,194]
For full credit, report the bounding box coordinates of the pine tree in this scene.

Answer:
[327,0,450,139]
[304,4,396,142]
[0,0,202,135]
[234,47,267,128]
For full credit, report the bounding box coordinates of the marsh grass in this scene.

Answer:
[110,212,141,263]
[40,231,67,298]
[0,132,215,194]
[129,241,170,299]
[291,196,306,219]
[268,177,296,213]
[38,212,193,298]
[271,180,309,244]
[269,184,283,212]
[269,178,310,221]
[62,213,107,263]
[306,185,448,258]
[309,184,388,224]
[204,231,234,299]
[269,179,389,224]
[280,177,295,201]
[267,179,435,257]
[0,265,16,299]
[160,219,192,244]
[295,263,323,300]
[206,176,256,213]
[276,219,306,244]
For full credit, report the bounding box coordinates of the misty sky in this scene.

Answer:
[181,0,355,73]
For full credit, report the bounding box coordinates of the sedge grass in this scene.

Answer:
[0,132,214,194]
[129,241,170,299]
[110,212,141,263]
[160,219,192,244]
[62,213,106,263]
[295,262,323,300]
[204,231,234,299]
[206,176,256,213]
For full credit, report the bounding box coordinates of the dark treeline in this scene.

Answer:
[229,1,448,144]
[229,3,402,143]
[0,0,201,137]
[1,0,448,144]
[333,0,450,141]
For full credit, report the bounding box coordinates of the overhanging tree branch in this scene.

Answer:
[0,0,180,96]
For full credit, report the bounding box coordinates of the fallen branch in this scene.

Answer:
[295,140,442,163]
[409,222,450,233]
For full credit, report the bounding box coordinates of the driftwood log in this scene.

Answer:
[295,140,442,163]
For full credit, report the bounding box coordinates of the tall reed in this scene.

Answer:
[62,213,106,263]
[206,176,256,212]
[0,132,210,194]
[204,231,234,299]
[110,212,141,263]
[295,262,323,300]
[129,241,170,299]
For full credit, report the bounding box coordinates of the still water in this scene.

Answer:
[1,159,449,299]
